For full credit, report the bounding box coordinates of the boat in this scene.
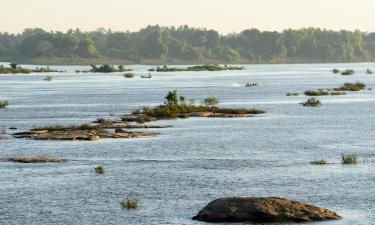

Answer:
[141,73,152,79]
[245,82,263,87]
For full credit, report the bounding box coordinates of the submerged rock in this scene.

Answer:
[192,197,341,223]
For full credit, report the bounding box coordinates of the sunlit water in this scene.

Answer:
[1,63,375,225]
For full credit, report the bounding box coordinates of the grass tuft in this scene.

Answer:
[120,197,139,209]
[341,154,358,164]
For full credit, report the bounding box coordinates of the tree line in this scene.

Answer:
[1,25,374,63]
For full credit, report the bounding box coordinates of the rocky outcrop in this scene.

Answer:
[192,197,341,223]
[8,156,65,163]
[12,129,155,141]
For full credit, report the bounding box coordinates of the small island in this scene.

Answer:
[148,64,245,72]
[0,63,61,74]
[122,90,265,123]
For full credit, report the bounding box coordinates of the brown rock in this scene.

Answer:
[192,197,341,223]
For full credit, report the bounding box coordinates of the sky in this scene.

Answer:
[1,0,375,34]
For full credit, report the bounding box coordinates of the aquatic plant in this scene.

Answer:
[0,100,9,108]
[155,64,244,72]
[341,69,355,75]
[310,159,327,165]
[120,197,139,209]
[301,97,321,107]
[341,154,358,164]
[95,165,105,174]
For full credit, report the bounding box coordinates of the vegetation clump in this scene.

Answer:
[95,165,105,174]
[124,72,135,78]
[127,90,265,121]
[334,82,366,91]
[120,197,139,209]
[155,64,244,72]
[301,97,321,107]
[8,156,65,163]
[311,159,327,165]
[0,100,9,108]
[304,90,330,96]
[340,69,355,75]
[89,64,132,73]
[286,92,299,96]
[366,69,373,74]
[341,154,358,164]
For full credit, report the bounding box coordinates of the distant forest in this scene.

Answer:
[1,25,375,64]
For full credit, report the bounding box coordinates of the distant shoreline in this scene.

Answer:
[4,57,373,66]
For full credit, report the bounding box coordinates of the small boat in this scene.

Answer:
[245,82,263,87]
[141,73,152,79]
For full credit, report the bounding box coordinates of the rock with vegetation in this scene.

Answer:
[192,197,341,223]
[8,156,65,163]
[301,97,321,107]
[12,123,155,141]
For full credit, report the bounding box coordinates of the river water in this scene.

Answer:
[0,63,374,224]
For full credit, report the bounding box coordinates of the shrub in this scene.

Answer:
[124,73,135,78]
[286,92,299,96]
[120,197,138,209]
[341,69,355,75]
[0,100,9,109]
[95,165,105,174]
[311,159,326,165]
[332,69,340,74]
[301,97,321,107]
[203,97,220,107]
[341,154,358,164]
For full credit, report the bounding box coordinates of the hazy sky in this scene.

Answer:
[1,0,375,34]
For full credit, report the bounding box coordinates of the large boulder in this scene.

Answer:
[192,197,341,223]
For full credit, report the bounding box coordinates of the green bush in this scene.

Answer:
[203,97,220,106]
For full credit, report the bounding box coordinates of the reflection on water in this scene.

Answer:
[1,63,375,224]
